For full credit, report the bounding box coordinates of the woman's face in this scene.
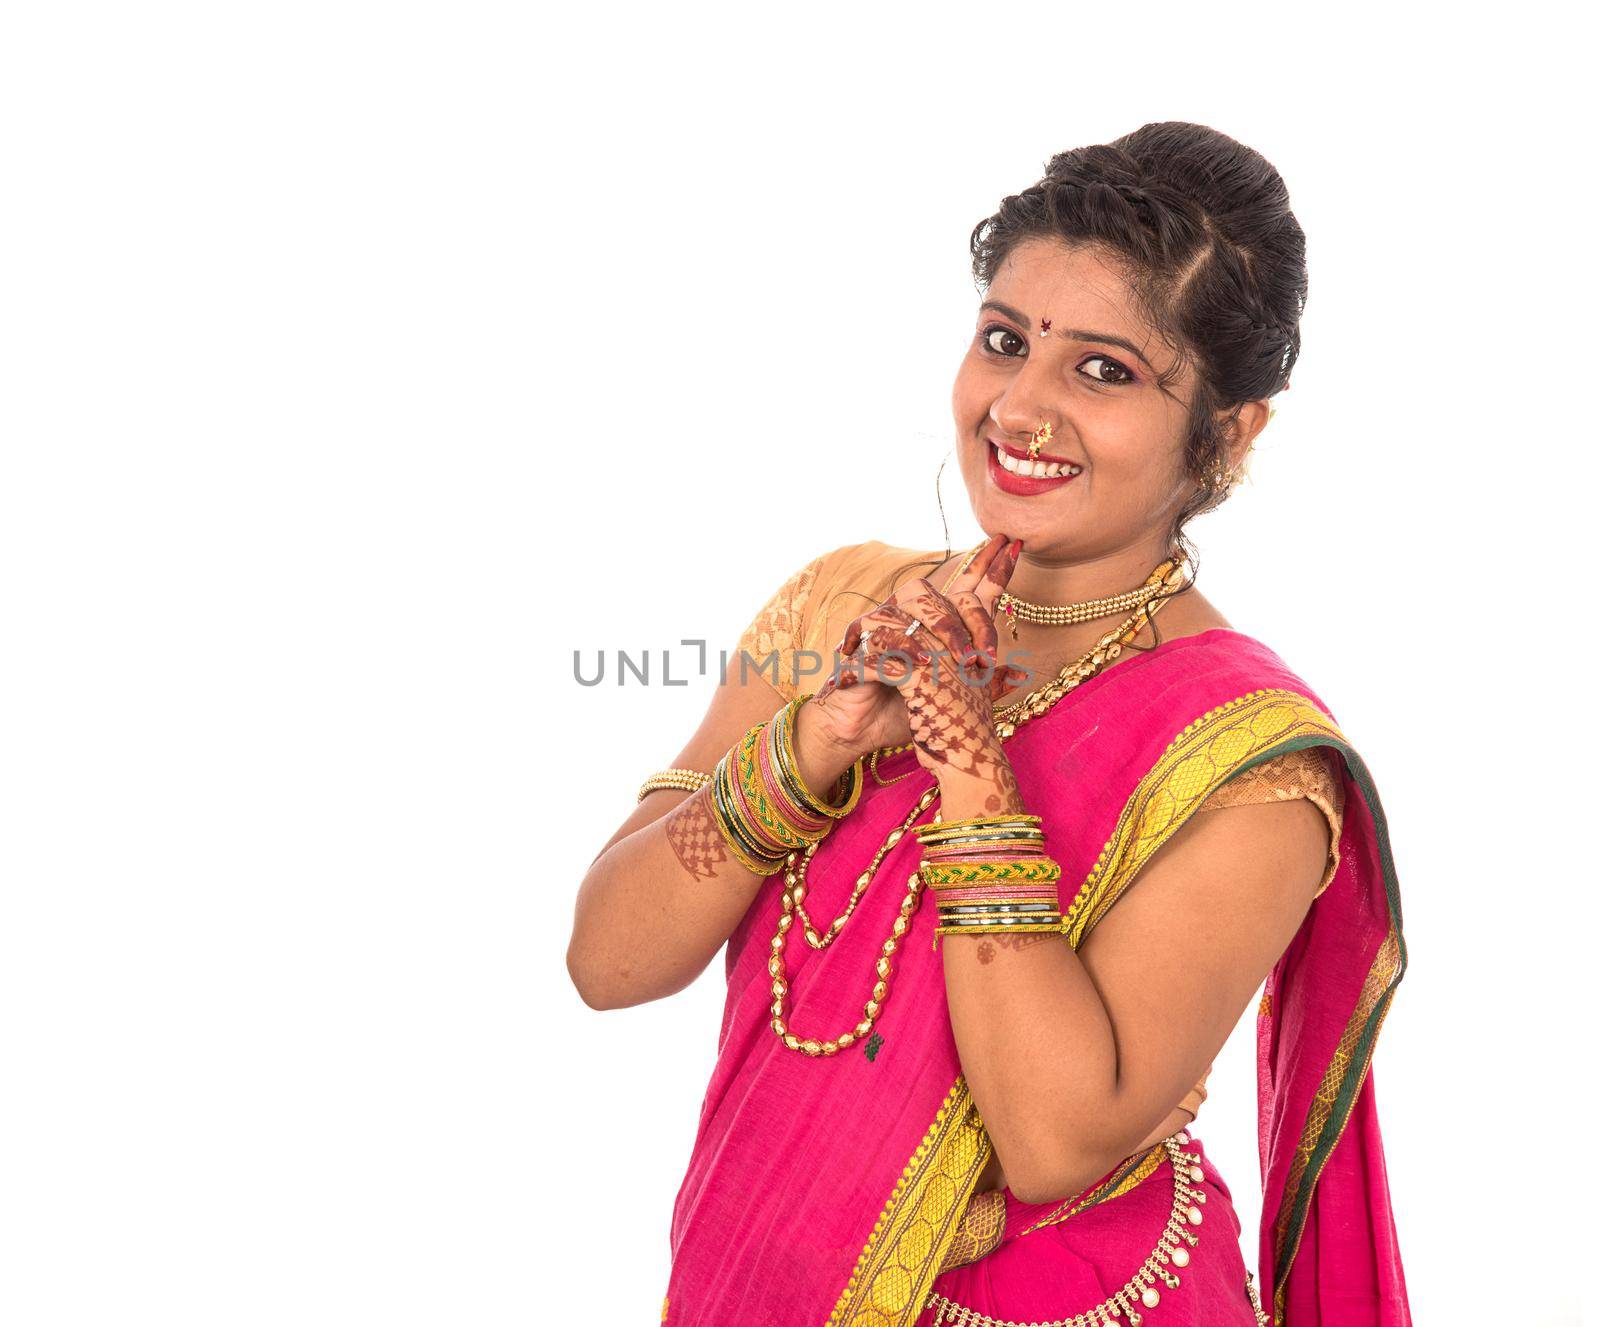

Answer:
[950,238,1199,564]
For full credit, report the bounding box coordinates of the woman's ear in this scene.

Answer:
[1219,399,1271,470]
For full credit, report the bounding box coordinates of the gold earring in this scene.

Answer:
[1028,421,1052,461]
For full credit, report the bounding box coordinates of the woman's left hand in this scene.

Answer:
[835,536,1027,813]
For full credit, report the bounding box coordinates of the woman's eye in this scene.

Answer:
[1080,355,1133,384]
[981,325,1026,357]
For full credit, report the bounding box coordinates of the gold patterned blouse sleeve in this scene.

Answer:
[733,541,955,703]
[733,550,833,704]
[1197,746,1347,898]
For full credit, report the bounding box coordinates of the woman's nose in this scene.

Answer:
[990,394,1057,447]
[988,361,1061,442]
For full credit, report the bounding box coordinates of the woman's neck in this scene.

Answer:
[1003,539,1175,606]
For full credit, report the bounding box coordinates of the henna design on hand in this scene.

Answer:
[976,941,996,965]
[901,664,1020,798]
[977,752,1024,814]
[827,552,1034,810]
[664,784,729,880]
[842,602,1024,809]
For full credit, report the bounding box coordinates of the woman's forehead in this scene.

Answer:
[989,239,1182,378]
[992,241,1144,329]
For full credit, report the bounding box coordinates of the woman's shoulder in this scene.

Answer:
[816,537,952,590]
[797,538,950,641]
[735,539,949,700]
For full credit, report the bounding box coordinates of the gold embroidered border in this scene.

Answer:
[1259,727,1407,1321]
[826,1077,992,1327]
[1271,927,1403,1321]
[1062,689,1346,948]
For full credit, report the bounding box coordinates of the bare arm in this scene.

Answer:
[940,776,1327,1201]
[565,665,863,1010]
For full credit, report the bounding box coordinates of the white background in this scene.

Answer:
[2,4,1592,1324]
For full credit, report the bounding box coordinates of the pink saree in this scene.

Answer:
[665,629,1409,1326]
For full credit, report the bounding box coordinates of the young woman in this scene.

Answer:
[568,121,1409,1327]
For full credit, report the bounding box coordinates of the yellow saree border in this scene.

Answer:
[1270,929,1402,1321]
[826,1078,992,1327]
[1062,688,1348,946]
[1266,740,1407,1322]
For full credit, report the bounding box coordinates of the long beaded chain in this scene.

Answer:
[924,1132,1208,1327]
[766,558,1187,1057]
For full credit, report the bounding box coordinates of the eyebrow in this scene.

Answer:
[978,300,1158,375]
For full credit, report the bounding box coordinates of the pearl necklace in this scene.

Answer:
[765,560,1188,1057]
[924,1132,1209,1327]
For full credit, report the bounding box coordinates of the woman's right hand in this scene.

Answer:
[799,533,1022,772]
[796,642,914,780]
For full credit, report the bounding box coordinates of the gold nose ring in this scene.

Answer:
[1028,421,1052,461]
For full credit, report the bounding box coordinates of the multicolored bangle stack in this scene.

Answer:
[710,695,863,876]
[916,814,1064,943]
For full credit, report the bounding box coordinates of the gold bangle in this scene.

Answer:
[917,813,1042,836]
[636,768,712,803]
[773,695,863,820]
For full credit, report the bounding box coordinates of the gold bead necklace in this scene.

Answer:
[994,559,1188,739]
[996,579,1164,639]
[766,558,1186,1056]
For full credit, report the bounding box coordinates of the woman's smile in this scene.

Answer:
[986,436,1084,495]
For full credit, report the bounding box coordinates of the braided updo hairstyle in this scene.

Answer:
[969,122,1308,562]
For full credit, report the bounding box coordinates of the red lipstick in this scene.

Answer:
[986,438,1083,497]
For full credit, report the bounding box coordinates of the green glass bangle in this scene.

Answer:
[711,748,787,875]
[735,722,816,854]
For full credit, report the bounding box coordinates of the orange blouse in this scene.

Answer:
[735,541,1347,1129]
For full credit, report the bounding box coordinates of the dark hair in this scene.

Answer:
[968,121,1308,561]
